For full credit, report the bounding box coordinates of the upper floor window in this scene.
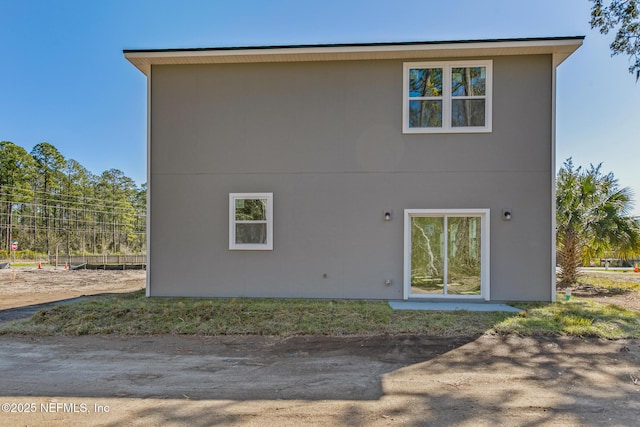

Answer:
[403,60,492,133]
[229,193,273,250]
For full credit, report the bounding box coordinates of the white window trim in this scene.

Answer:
[402,60,493,134]
[403,208,490,300]
[229,193,273,250]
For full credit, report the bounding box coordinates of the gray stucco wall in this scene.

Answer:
[149,54,553,301]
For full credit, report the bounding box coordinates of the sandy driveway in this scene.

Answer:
[0,334,639,426]
[0,268,145,310]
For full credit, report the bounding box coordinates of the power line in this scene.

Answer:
[0,224,146,235]
[0,195,146,216]
[0,184,145,208]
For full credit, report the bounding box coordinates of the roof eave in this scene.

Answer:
[124,37,584,76]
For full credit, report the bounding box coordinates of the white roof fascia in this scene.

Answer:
[124,38,584,76]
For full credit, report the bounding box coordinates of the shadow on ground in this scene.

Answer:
[0,334,476,401]
[0,334,639,426]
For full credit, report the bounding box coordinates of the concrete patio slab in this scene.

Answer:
[389,301,523,313]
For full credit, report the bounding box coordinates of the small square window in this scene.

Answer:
[229,193,273,250]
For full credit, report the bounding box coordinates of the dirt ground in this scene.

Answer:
[0,334,638,426]
[0,268,639,426]
[568,270,640,312]
[0,267,145,310]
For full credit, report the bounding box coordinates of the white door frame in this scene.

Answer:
[403,209,490,300]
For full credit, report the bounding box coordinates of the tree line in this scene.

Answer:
[0,141,146,257]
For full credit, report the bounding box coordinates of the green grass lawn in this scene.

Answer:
[2,263,37,267]
[1,288,639,338]
[499,299,640,338]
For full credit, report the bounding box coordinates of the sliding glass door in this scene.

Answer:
[404,209,489,300]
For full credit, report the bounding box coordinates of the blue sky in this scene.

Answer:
[1,0,639,214]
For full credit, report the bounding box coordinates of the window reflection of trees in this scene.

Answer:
[235,199,267,244]
[411,216,481,295]
[409,68,443,128]
[451,67,486,127]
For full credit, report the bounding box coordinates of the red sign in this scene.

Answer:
[11,242,18,251]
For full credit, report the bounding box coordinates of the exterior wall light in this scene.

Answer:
[503,209,512,221]
[384,210,392,221]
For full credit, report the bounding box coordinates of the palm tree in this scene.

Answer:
[556,158,640,286]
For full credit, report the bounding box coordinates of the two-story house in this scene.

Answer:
[125,36,583,302]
